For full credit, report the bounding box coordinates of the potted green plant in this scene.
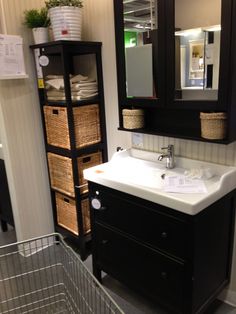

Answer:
[23,8,50,44]
[45,0,83,41]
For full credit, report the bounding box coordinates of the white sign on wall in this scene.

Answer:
[0,34,28,79]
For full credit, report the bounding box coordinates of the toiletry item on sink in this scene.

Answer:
[184,167,214,180]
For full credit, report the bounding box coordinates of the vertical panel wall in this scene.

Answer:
[0,0,54,241]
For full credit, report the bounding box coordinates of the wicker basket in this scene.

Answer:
[55,192,91,235]
[200,112,227,140]
[122,109,144,129]
[44,104,101,149]
[47,153,74,196]
[47,151,102,197]
[77,151,103,194]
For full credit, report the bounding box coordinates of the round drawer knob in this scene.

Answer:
[91,198,107,211]
[91,198,102,209]
[161,231,168,239]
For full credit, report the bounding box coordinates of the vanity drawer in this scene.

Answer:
[91,188,189,259]
[94,223,185,313]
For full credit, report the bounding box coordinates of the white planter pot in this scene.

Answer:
[49,6,82,41]
[32,27,49,44]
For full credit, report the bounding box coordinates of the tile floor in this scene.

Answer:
[0,227,236,314]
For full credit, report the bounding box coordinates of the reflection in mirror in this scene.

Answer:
[175,0,221,101]
[123,0,157,98]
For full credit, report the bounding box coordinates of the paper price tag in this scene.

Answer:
[38,79,44,89]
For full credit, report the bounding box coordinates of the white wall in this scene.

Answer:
[0,0,54,241]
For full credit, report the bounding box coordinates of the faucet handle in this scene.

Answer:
[161,144,174,151]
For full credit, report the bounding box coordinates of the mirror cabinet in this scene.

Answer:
[113,0,236,143]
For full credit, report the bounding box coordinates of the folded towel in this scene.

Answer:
[70,74,88,83]
[46,79,97,90]
[46,78,64,90]
[75,90,98,96]
[47,90,65,97]
[71,85,98,92]
[71,82,97,88]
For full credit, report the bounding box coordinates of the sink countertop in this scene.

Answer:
[84,148,236,215]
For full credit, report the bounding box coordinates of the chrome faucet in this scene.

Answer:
[158,144,175,169]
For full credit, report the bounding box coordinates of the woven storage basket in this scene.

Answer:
[77,151,103,194]
[122,109,144,129]
[55,192,91,235]
[47,151,103,197]
[47,153,74,197]
[43,104,101,149]
[200,112,227,140]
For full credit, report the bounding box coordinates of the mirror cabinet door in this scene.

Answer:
[166,0,232,108]
[174,0,221,102]
[114,0,165,105]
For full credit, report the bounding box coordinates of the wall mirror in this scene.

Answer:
[121,0,159,99]
[174,0,221,101]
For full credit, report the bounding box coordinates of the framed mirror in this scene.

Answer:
[173,0,226,103]
[114,0,166,106]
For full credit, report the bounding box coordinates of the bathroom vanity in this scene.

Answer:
[84,149,236,313]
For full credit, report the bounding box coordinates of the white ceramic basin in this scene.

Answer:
[84,148,236,215]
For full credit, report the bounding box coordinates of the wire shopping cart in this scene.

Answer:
[0,233,124,314]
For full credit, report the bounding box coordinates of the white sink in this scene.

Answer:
[84,148,236,215]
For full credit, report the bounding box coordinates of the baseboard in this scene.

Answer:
[218,288,236,307]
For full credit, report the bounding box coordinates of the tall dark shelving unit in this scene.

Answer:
[31,41,108,260]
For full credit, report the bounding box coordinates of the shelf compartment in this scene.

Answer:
[44,98,100,107]
[47,151,103,197]
[44,104,101,149]
[55,192,91,236]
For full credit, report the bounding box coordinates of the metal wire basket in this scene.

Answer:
[0,233,124,314]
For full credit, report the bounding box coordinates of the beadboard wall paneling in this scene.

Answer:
[82,0,132,159]
[136,134,236,166]
[0,0,54,241]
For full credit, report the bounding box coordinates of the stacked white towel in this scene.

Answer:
[45,74,98,101]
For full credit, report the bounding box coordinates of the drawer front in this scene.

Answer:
[94,223,185,313]
[91,188,188,259]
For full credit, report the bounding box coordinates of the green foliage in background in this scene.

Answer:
[45,0,83,9]
[23,8,50,28]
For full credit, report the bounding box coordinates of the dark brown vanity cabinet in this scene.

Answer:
[89,182,235,313]
[114,0,236,143]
